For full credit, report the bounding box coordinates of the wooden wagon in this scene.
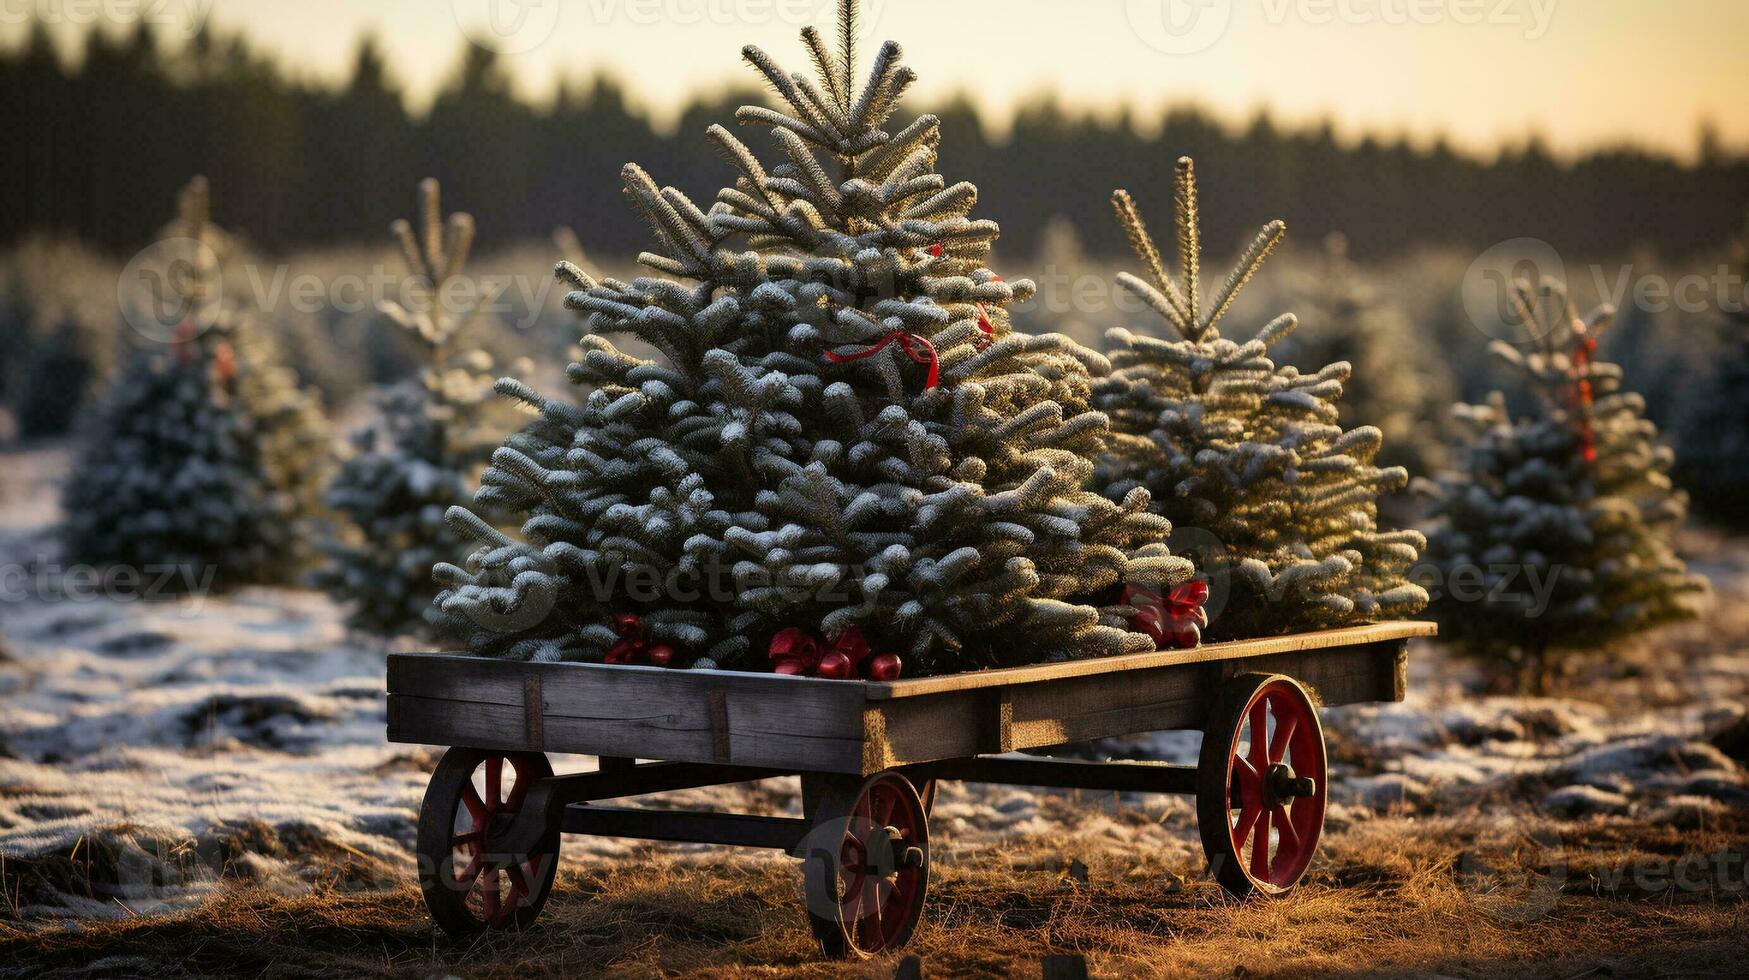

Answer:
[387,620,1435,957]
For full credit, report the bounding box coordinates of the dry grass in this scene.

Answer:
[4,809,1743,979]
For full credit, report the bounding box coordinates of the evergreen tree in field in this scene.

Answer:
[1091,159,1427,640]
[315,180,520,636]
[1421,278,1708,692]
[61,331,278,588]
[433,2,1192,672]
[1674,225,1749,522]
[1272,233,1451,481]
[61,177,329,587]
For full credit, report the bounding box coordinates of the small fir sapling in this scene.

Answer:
[1419,277,1708,692]
[315,179,528,636]
[61,177,331,589]
[1091,159,1428,641]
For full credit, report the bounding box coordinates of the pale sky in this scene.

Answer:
[9,0,1748,158]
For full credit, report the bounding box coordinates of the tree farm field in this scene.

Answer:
[1,448,1746,976]
[6,0,1749,975]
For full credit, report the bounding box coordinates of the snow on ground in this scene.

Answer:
[1,445,1745,922]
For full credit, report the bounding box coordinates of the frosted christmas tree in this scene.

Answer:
[316,180,522,635]
[1420,278,1708,692]
[1091,159,1427,640]
[432,1,1192,674]
[61,329,277,589]
[63,177,330,588]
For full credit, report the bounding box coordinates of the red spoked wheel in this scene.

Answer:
[417,747,559,937]
[1196,673,1327,898]
[799,771,930,958]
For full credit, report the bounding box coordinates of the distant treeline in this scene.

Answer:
[4,21,1747,260]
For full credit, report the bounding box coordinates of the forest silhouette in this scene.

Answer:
[4,20,1747,260]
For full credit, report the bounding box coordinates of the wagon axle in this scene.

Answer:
[1266,763,1317,800]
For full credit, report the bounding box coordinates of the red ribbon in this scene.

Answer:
[769,625,900,680]
[1569,325,1598,463]
[604,613,673,666]
[1123,580,1210,650]
[824,331,939,389]
[212,340,238,383]
[173,318,199,364]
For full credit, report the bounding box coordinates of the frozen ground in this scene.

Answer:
[1,444,1746,932]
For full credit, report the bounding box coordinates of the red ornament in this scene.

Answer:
[823,331,940,389]
[1123,580,1210,650]
[767,625,900,680]
[603,613,677,666]
[866,653,903,682]
[826,626,871,672]
[815,651,854,679]
[925,243,944,258]
[768,626,822,675]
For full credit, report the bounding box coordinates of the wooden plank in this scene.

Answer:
[862,638,1407,770]
[864,621,1435,699]
[386,624,1426,773]
[905,755,1200,794]
[562,805,810,850]
[388,654,872,771]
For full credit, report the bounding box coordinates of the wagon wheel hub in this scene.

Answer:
[848,825,922,880]
[1266,762,1316,802]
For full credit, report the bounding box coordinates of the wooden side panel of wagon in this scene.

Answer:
[388,621,1431,775]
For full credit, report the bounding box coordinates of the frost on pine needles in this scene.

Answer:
[1091,159,1427,640]
[432,1,1192,672]
[1420,278,1708,692]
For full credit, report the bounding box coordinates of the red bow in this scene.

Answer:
[824,331,939,389]
[1569,325,1598,463]
[974,302,995,349]
[212,341,238,384]
[769,625,901,680]
[604,613,674,666]
[1123,580,1209,650]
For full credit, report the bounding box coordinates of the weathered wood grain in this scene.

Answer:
[387,623,1431,774]
[864,621,1436,699]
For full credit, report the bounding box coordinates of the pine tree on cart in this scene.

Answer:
[432,3,1193,673]
[1420,277,1708,692]
[1091,160,1427,641]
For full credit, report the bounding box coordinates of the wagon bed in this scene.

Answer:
[389,620,1435,956]
[389,621,1432,774]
